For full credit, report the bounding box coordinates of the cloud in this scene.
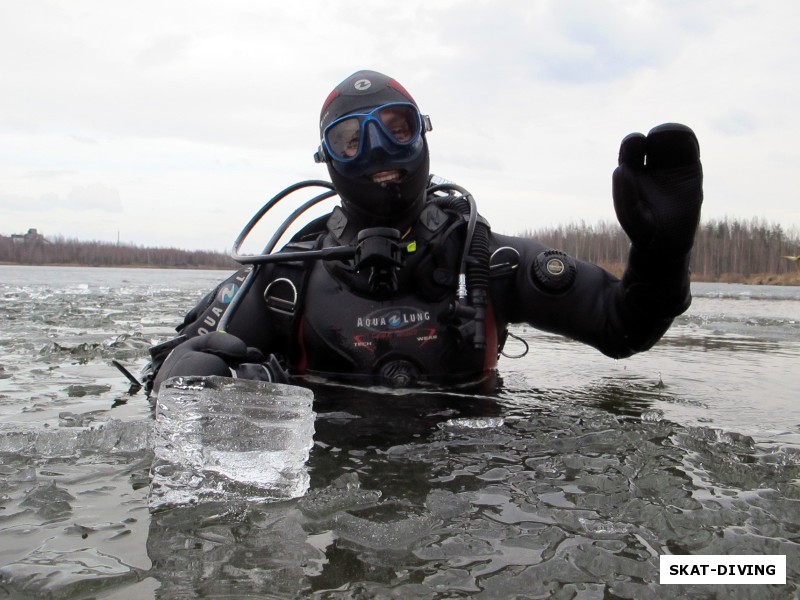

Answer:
[709,112,759,137]
[1,0,799,248]
[0,184,122,213]
[69,134,99,144]
[66,183,123,211]
[135,34,190,68]
[26,170,77,179]
[413,1,712,91]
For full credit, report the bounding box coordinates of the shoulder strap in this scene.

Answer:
[177,266,253,338]
[141,265,252,393]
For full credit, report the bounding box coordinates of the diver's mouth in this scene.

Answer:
[370,170,405,184]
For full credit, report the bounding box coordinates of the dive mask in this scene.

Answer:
[315,102,432,164]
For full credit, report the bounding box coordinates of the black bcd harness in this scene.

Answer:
[141,182,507,391]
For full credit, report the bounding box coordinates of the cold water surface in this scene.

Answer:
[0,265,798,598]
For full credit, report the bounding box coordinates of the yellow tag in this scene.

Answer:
[406,241,417,253]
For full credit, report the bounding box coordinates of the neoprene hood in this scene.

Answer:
[318,70,431,230]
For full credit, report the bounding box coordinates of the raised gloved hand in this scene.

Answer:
[612,123,703,258]
[151,331,289,393]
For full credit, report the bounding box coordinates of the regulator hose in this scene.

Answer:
[428,183,491,349]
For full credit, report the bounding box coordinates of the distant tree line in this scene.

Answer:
[3,218,799,280]
[0,234,237,269]
[522,217,800,281]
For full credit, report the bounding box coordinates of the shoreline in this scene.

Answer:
[2,262,798,285]
[596,261,800,286]
[694,273,800,286]
[0,262,233,271]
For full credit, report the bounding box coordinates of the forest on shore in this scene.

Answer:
[2,217,799,284]
[0,232,237,270]
[525,217,800,285]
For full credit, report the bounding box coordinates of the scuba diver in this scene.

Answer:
[143,69,703,394]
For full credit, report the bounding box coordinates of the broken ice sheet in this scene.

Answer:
[0,547,141,598]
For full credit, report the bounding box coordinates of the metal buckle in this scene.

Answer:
[264,278,298,317]
[489,246,520,277]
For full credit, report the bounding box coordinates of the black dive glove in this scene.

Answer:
[612,123,703,316]
[151,332,290,394]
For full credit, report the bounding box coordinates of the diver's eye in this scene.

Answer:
[380,108,415,143]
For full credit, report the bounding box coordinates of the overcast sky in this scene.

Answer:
[2,0,798,252]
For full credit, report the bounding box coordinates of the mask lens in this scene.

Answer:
[326,117,362,160]
[376,104,420,144]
